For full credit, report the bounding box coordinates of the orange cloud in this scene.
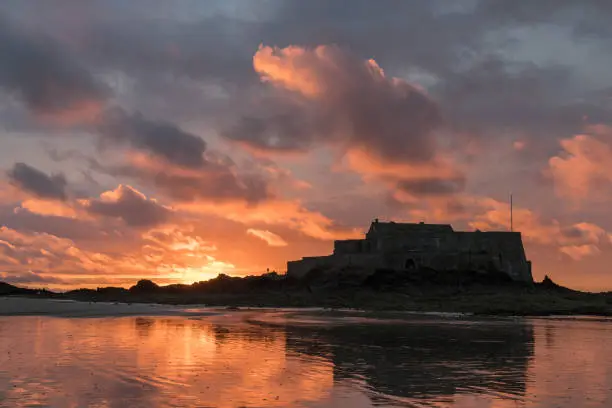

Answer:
[0,222,241,289]
[345,147,465,203]
[16,199,79,218]
[254,45,329,97]
[247,44,469,203]
[560,244,601,260]
[0,226,152,287]
[142,226,236,283]
[548,125,612,203]
[253,44,387,99]
[79,184,173,228]
[178,199,361,241]
[247,228,288,247]
[466,197,611,260]
[399,193,612,262]
[229,44,442,167]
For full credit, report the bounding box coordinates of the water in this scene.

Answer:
[1,306,612,407]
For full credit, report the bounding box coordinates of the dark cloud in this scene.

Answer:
[0,15,109,121]
[7,163,67,200]
[397,177,466,196]
[98,108,206,168]
[0,204,124,243]
[2,0,609,142]
[152,167,270,203]
[223,99,321,154]
[435,59,612,140]
[265,2,611,151]
[0,271,68,285]
[82,185,172,228]
[478,0,612,29]
[89,152,272,204]
[83,111,273,204]
[561,226,587,239]
[82,17,255,86]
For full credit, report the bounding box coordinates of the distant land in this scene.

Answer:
[3,268,612,316]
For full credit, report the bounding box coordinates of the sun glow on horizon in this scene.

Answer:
[165,262,237,285]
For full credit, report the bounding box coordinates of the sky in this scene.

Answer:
[1,1,612,291]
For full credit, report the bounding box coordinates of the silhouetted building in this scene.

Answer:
[287,219,533,282]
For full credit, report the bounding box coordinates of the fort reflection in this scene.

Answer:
[281,315,534,403]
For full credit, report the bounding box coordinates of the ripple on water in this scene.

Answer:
[1,311,612,407]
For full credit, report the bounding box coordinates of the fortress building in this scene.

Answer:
[287,219,533,283]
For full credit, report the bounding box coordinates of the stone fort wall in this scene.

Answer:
[287,225,533,282]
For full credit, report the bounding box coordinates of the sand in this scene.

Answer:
[0,297,214,317]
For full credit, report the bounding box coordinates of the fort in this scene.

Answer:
[287,219,533,283]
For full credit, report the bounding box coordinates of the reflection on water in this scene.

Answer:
[0,310,612,407]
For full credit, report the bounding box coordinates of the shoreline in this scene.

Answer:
[4,272,612,318]
[3,294,612,318]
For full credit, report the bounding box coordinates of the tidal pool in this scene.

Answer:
[0,300,611,407]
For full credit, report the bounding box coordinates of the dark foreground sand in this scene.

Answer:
[0,297,213,317]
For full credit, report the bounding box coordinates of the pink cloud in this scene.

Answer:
[79,184,173,228]
[548,125,612,204]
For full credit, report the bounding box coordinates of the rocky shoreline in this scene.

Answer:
[2,270,612,317]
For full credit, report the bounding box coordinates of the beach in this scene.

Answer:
[0,297,199,317]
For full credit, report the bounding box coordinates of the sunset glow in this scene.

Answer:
[1,2,612,291]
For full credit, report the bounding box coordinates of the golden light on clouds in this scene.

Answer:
[247,228,288,247]
[549,129,612,203]
[17,199,78,218]
[2,11,612,293]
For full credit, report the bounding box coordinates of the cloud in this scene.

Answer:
[396,177,466,197]
[7,163,67,200]
[98,108,207,168]
[1,2,612,290]
[559,245,601,260]
[0,226,110,277]
[94,151,272,204]
[548,125,612,204]
[179,199,361,241]
[227,44,441,163]
[394,192,612,261]
[247,228,288,247]
[17,199,78,218]
[3,0,610,140]
[343,147,465,204]
[86,109,273,204]
[141,226,235,284]
[0,221,236,289]
[0,225,176,288]
[0,271,68,285]
[80,184,172,228]
[143,227,217,255]
[0,15,108,123]
[465,196,612,260]
[223,44,467,202]
[0,203,123,244]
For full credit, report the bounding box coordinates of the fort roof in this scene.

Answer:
[368,221,454,235]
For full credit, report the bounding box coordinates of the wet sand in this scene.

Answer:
[2,304,612,407]
[0,297,207,317]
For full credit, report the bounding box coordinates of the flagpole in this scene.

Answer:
[510,193,513,232]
